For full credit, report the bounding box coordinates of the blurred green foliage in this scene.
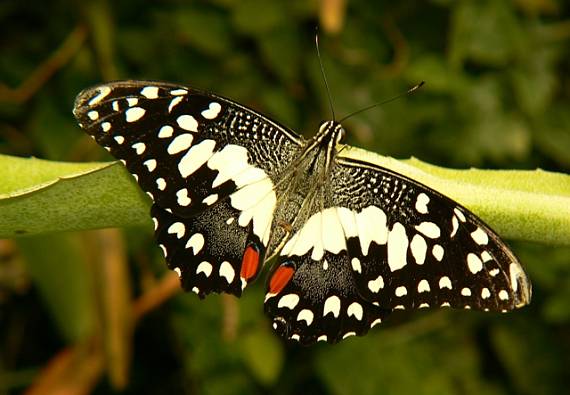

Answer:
[1,0,569,394]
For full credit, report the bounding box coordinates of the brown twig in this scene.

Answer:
[378,17,409,78]
[132,272,181,322]
[24,273,181,395]
[0,24,88,104]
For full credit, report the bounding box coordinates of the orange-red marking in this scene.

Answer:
[268,266,295,295]
[240,245,260,281]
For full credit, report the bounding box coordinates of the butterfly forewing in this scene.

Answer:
[330,158,531,310]
[73,81,304,296]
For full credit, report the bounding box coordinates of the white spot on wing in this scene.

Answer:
[509,262,524,293]
[88,86,111,105]
[351,257,361,273]
[231,177,276,245]
[88,110,99,120]
[454,208,466,222]
[201,102,222,119]
[439,276,452,289]
[156,178,166,190]
[102,122,111,132]
[499,290,509,300]
[278,294,299,310]
[219,261,235,283]
[481,288,491,299]
[323,295,341,318]
[368,275,384,293]
[185,233,204,254]
[415,193,430,214]
[321,208,347,255]
[196,261,213,277]
[177,114,198,132]
[467,253,483,274]
[297,309,314,325]
[471,227,489,245]
[176,188,191,206]
[395,286,407,297]
[143,159,157,172]
[170,88,187,95]
[158,125,174,138]
[178,139,216,178]
[127,97,138,107]
[415,222,441,239]
[114,136,124,144]
[132,142,146,155]
[356,206,388,255]
[431,244,444,262]
[167,222,185,239]
[336,207,358,238]
[417,279,430,293]
[168,96,183,112]
[410,234,427,265]
[205,143,277,245]
[141,86,159,99]
[461,287,471,296]
[202,194,218,205]
[126,107,146,122]
[387,222,408,272]
[451,216,459,238]
[432,244,444,261]
[347,302,363,321]
[167,133,194,154]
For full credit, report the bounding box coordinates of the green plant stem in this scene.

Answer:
[0,152,569,245]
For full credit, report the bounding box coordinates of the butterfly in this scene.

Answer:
[73,80,531,345]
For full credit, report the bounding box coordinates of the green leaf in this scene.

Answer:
[0,155,149,238]
[1,149,569,245]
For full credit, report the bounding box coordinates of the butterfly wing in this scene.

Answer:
[74,81,304,296]
[330,157,531,310]
[264,155,531,344]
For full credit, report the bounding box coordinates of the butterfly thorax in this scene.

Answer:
[264,121,345,260]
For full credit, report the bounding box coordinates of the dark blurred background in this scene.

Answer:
[1,1,569,394]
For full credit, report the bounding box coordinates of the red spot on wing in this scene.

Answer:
[240,245,260,281]
[269,266,295,295]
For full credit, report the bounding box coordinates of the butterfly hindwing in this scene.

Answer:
[264,250,391,344]
[73,81,304,295]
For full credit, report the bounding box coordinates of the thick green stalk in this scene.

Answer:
[1,152,569,244]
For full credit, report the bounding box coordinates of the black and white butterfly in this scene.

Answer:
[73,81,531,345]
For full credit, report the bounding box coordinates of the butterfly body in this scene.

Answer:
[74,81,531,345]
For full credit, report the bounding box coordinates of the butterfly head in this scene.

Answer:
[316,120,346,146]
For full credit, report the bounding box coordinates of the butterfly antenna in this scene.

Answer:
[315,31,336,121]
[339,81,425,123]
